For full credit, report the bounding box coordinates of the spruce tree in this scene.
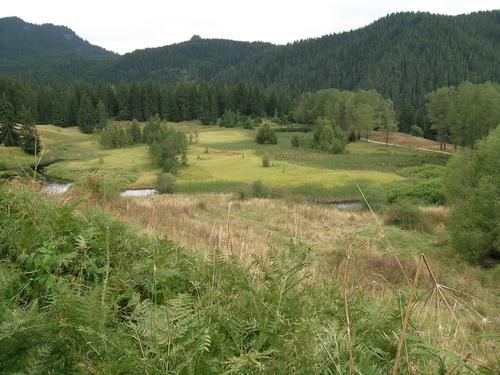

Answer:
[96,100,108,130]
[0,95,21,147]
[77,94,96,134]
[129,119,142,143]
[20,124,41,155]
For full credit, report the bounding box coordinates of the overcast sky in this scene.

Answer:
[2,0,498,54]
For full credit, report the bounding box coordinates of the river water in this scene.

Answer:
[41,181,158,197]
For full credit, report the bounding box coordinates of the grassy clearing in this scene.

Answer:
[2,122,449,197]
[37,125,160,187]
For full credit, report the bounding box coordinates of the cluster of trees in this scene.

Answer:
[426,82,500,150]
[0,76,292,132]
[0,95,40,154]
[141,115,187,174]
[218,110,261,129]
[100,120,141,149]
[294,88,397,143]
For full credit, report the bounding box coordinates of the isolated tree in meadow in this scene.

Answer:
[129,119,142,144]
[255,123,277,145]
[96,99,108,130]
[0,95,21,147]
[376,100,397,144]
[77,94,96,134]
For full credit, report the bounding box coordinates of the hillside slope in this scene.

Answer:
[0,17,116,76]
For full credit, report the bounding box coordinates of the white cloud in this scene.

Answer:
[1,0,498,53]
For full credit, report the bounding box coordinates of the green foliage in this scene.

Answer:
[388,165,446,204]
[77,93,96,134]
[261,156,271,167]
[385,200,433,232]
[95,99,108,129]
[155,173,176,194]
[255,123,277,144]
[294,88,392,139]
[0,94,20,147]
[445,126,500,264]
[291,134,300,148]
[218,110,260,129]
[251,180,269,198]
[312,118,347,154]
[19,123,41,154]
[128,119,142,143]
[100,123,133,149]
[142,114,162,144]
[410,125,424,137]
[149,126,188,174]
[0,185,480,373]
[427,82,500,148]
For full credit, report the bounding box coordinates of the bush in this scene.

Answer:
[155,173,176,194]
[150,127,188,174]
[385,201,433,232]
[255,124,277,144]
[410,125,424,137]
[251,180,269,198]
[291,134,300,148]
[262,156,271,167]
[387,178,445,205]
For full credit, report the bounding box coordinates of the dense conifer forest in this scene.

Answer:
[1,11,499,111]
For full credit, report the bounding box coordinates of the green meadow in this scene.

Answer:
[1,121,451,197]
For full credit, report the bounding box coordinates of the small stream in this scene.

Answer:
[41,181,158,197]
[41,182,362,209]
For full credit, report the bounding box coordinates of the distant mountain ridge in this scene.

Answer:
[0,17,116,75]
[0,11,499,109]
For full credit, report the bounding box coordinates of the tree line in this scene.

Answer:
[0,75,293,134]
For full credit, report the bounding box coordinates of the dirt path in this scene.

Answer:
[361,138,453,155]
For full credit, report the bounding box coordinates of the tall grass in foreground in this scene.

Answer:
[0,185,494,373]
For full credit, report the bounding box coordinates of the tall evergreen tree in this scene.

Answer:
[96,99,108,130]
[0,95,20,146]
[20,123,40,154]
[77,94,96,134]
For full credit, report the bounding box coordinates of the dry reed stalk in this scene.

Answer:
[391,254,423,375]
[357,184,411,286]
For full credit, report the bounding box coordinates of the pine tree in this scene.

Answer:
[20,124,41,155]
[77,94,96,134]
[17,105,35,126]
[0,95,21,147]
[96,100,108,130]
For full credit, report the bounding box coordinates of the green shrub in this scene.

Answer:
[410,125,424,137]
[155,173,176,194]
[262,156,271,167]
[312,118,347,154]
[387,178,445,205]
[100,123,133,149]
[291,134,300,148]
[397,164,445,179]
[251,180,269,198]
[256,123,278,144]
[385,201,433,232]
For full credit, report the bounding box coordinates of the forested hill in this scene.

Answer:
[215,11,500,109]
[1,12,499,109]
[0,17,116,76]
[101,36,275,83]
